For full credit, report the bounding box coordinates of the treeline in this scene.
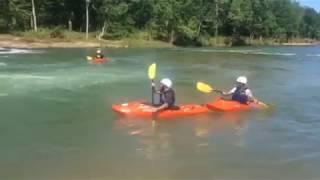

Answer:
[1,0,320,46]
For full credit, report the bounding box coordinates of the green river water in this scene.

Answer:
[0,46,320,179]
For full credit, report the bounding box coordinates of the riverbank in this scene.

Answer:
[0,34,126,49]
[0,33,319,49]
[0,29,176,49]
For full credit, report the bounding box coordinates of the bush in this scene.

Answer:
[50,27,65,38]
[195,36,210,46]
[231,36,246,46]
[102,30,129,40]
[0,19,9,33]
[129,31,152,40]
[224,37,232,46]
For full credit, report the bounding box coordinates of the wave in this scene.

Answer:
[173,48,296,56]
[0,62,7,66]
[0,74,54,80]
[249,52,296,56]
[174,48,259,53]
[0,93,9,97]
[306,54,320,57]
[0,69,144,94]
[0,48,41,54]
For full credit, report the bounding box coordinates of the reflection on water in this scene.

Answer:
[114,112,262,161]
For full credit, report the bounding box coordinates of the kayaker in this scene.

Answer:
[94,49,104,59]
[222,76,257,104]
[151,78,177,112]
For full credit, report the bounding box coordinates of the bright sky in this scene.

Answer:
[297,0,320,11]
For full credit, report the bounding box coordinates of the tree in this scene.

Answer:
[300,7,320,39]
[94,0,132,39]
[228,0,254,36]
[31,0,37,31]
[271,0,302,42]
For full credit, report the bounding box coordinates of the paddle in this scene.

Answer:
[148,63,158,126]
[148,63,156,105]
[196,82,223,94]
[196,81,269,108]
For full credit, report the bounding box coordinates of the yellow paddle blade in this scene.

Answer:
[87,56,93,61]
[196,82,213,93]
[148,63,156,80]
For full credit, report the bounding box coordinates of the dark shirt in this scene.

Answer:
[159,88,175,107]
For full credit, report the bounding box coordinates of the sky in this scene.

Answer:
[297,0,320,11]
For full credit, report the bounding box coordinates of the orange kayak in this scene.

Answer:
[207,97,266,112]
[112,101,209,119]
[91,58,109,64]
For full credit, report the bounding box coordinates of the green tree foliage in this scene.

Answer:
[1,0,320,45]
[300,7,320,39]
[5,0,32,31]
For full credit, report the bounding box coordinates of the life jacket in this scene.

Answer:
[159,88,176,108]
[232,85,249,104]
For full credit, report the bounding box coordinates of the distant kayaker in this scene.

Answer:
[94,49,104,59]
[151,78,177,112]
[222,76,257,104]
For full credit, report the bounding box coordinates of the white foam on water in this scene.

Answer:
[249,52,296,56]
[0,62,7,66]
[177,48,260,54]
[0,68,145,95]
[0,74,54,80]
[173,48,296,56]
[306,54,320,57]
[0,48,42,54]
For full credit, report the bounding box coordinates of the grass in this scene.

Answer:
[11,29,173,48]
[9,28,319,48]
[14,28,98,42]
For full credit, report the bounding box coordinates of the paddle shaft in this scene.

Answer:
[151,80,155,105]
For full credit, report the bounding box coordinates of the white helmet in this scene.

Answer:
[236,76,247,84]
[97,49,101,53]
[160,78,172,88]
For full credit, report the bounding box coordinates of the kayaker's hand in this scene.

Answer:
[253,99,259,104]
[214,90,223,94]
[151,82,155,87]
[151,107,158,113]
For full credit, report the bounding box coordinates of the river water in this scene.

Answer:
[0,46,320,179]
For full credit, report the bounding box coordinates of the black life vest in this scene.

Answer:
[232,85,249,104]
[160,88,175,107]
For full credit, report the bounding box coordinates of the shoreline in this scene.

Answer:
[0,34,319,49]
[0,35,126,49]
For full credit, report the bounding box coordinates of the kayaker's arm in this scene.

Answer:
[221,87,236,96]
[153,103,169,112]
[246,89,258,103]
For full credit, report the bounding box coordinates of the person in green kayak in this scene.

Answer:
[222,76,257,104]
[94,49,104,59]
[151,78,177,112]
